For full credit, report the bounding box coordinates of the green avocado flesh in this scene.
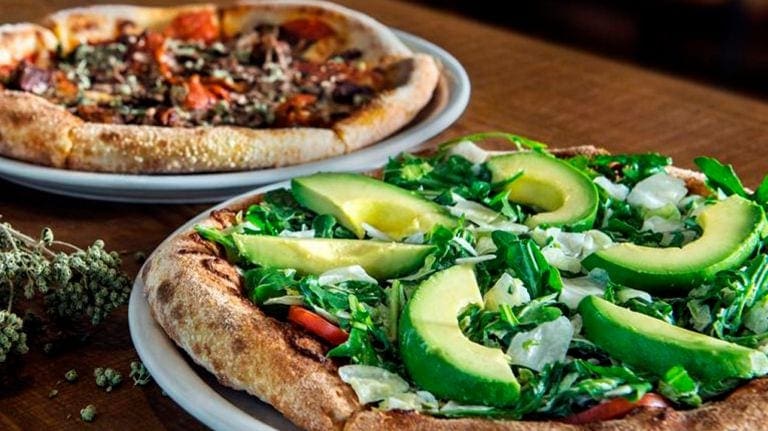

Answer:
[399,265,521,407]
[291,173,456,240]
[579,296,768,383]
[232,234,433,280]
[486,151,599,231]
[582,195,767,294]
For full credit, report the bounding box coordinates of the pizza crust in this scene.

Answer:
[141,145,768,430]
[0,23,58,68]
[335,54,440,152]
[221,1,411,59]
[44,3,218,54]
[67,123,346,173]
[0,1,440,173]
[143,198,360,431]
[0,91,82,167]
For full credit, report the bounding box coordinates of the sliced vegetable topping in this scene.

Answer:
[288,306,349,346]
[562,393,669,424]
[198,133,768,422]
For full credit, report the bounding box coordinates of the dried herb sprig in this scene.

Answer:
[0,220,131,363]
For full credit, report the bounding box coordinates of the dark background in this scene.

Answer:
[411,0,768,99]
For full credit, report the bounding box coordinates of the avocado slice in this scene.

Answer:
[291,173,456,240]
[232,234,433,280]
[399,265,520,406]
[579,295,768,383]
[486,152,599,231]
[582,195,766,294]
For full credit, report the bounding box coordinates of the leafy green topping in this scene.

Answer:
[439,132,548,153]
[659,366,702,407]
[199,133,768,420]
[694,157,748,198]
[489,231,563,298]
[568,153,671,187]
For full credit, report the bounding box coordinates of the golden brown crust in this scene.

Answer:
[142,144,767,431]
[335,54,440,152]
[0,91,82,167]
[43,3,217,54]
[0,23,58,68]
[143,196,360,431]
[66,123,347,173]
[221,1,411,59]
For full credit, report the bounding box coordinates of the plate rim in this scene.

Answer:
[0,29,469,203]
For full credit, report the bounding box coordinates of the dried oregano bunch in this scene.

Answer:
[0,221,131,363]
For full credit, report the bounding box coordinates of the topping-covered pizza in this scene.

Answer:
[142,133,768,430]
[0,2,439,173]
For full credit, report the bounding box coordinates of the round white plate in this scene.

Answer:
[0,30,469,203]
[130,181,304,431]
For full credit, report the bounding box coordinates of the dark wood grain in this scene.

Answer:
[1,0,767,429]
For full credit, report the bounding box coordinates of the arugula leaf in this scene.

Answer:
[327,295,392,368]
[312,214,355,239]
[490,231,562,298]
[384,153,492,202]
[682,254,768,341]
[327,326,381,366]
[424,222,478,271]
[694,156,749,198]
[299,277,385,317]
[756,175,768,206]
[658,366,702,407]
[509,360,652,418]
[195,225,237,258]
[568,153,670,186]
[439,132,548,153]
[243,267,298,305]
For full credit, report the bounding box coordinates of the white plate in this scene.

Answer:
[0,30,469,203]
[130,181,307,431]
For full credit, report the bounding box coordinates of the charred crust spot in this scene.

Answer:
[98,130,121,144]
[170,303,184,321]
[211,357,224,373]
[156,280,175,305]
[231,336,247,355]
[652,409,671,422]
[209,209,238,228]
[202,257,240,286]
[139,258,153,282]
[9,111,33,126]
[189,231,222,254]
[283,325,329,365]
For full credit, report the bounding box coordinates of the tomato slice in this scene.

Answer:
[183,75,211,110]
[563,393,669,424]
[164,10,220,43]
[281,18,335,41]
[287,306,349,346]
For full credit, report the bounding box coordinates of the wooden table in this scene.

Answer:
[1,0,767,429]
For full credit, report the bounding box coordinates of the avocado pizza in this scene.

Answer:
[141,133,768,430]
[0,1,438,173]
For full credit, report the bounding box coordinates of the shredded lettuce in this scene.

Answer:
[338,365,410,404]
[483,273,530,311]
[558,278,604,310]
[507,316,573,371]
[594,176,629,201]
[626,172,687,211]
